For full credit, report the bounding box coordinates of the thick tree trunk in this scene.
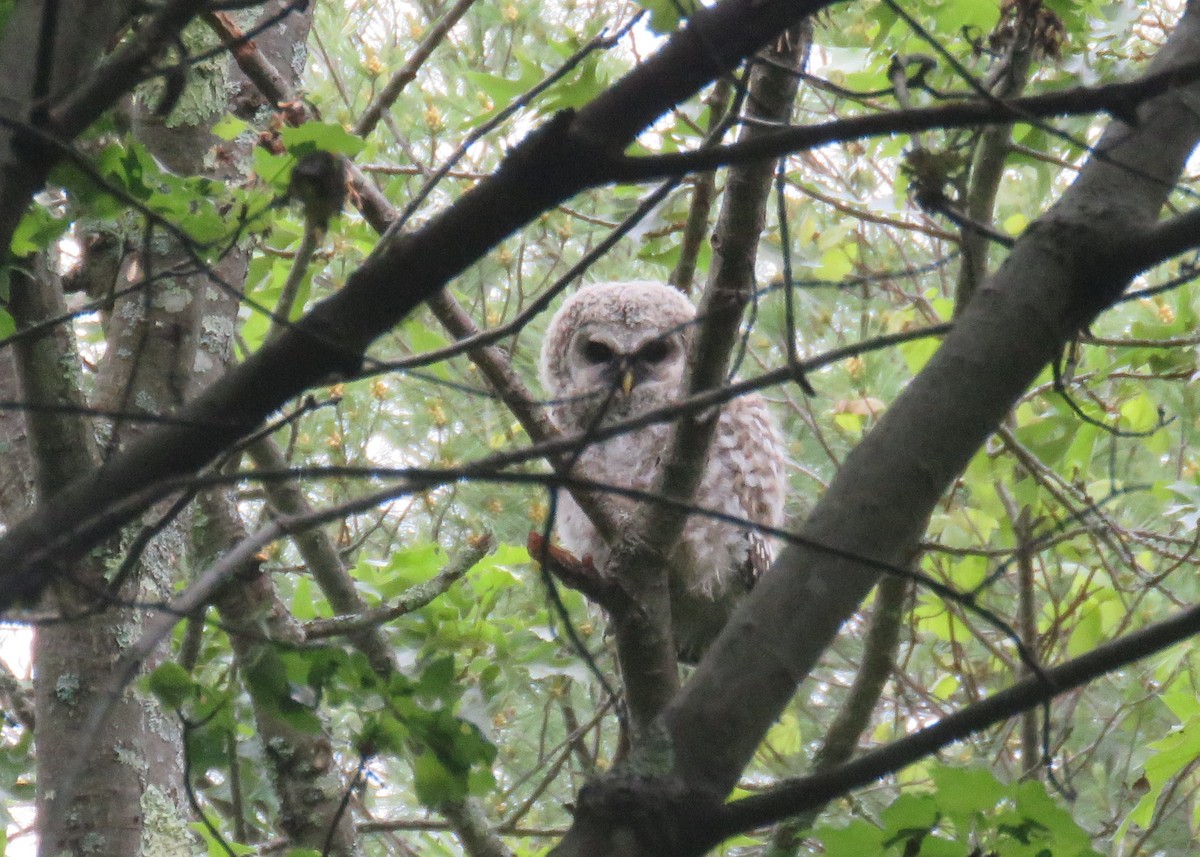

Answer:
[0,351,33,521]
[9,265,190,855]
[177,7,362,853]
[7,5,315,853]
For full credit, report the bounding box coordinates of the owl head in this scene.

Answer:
[539,281,696,428]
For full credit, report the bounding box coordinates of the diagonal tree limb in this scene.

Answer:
[0,0,834,608]
[713,593,1200,842]
[664,0,1200,809]
[602,56,1200,181]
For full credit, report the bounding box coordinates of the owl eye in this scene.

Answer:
[580,339,614,365]
[637,339,672,364]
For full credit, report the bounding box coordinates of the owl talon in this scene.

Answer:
[527,531,630,610]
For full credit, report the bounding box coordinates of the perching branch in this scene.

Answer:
[603,57,1200,181]
[605,23,808,735]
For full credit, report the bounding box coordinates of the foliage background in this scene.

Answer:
[3,0,1200,854]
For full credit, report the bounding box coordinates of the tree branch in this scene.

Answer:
[713,594,1200,841]
[302,534,492,639]
[766,574,907,854]
[603,57,1200,181]
[0,0,833,609]
[607,24,808,734]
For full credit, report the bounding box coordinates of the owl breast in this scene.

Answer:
[553,395,786,661]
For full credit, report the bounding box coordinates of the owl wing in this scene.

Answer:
[721,393,787,591]
[741,531,773,589]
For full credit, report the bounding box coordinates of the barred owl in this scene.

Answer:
[539,281,787,661]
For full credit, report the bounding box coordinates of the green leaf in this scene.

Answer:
[880,791,938,835]
[763,712,803,757]
[916,838,969,857]
[10,205,68,256]
[1119,392,1161,433]
[242,646,323,733]
[930,766,1005,820]
[212,113,251,141]
[379,542,447,599]
[1122,714,1200,830]
[360,712,410,757]
[463,56,543,105]
[416,655,457,698]
[635,0,693,33]
[146,662,195,709]
[1003,213,1029,236]
[900,336,940,374]
[932,0,999,34]
[540,54,607,112]
[930,674,959,701]
[1013,780,1097,853]
[813,820,884,857]
[253,147,294,193]
[190,822,255,856]
[280,121,365,157]
[815,246,855,281]
[412,748,468,806]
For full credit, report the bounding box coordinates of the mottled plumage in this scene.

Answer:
[539,281,787,660]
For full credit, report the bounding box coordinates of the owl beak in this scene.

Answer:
[620,367,636,396]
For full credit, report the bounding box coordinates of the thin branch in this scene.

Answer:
[203,10,294,99]
[386,13,643,234]
[670,78,735,292]
[1,322,955,600]
[604,58,1200,181]
[354,0,479,139]
[768,573,908,854]
[302,534,492,639]
[712,597,1200,841]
